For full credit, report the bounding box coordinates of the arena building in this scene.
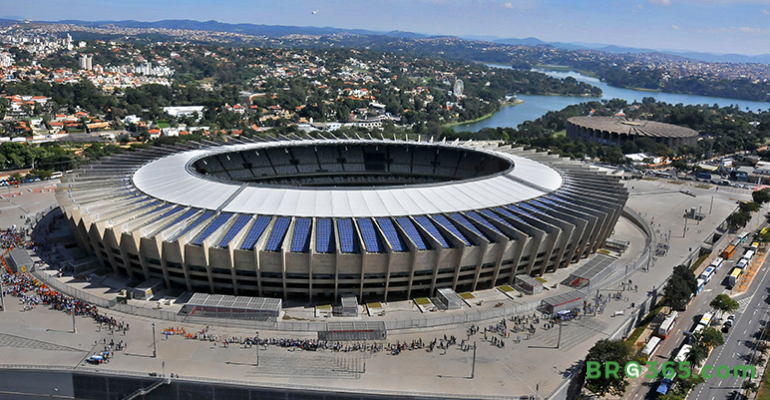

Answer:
[57,137,627,302]
[567,116,699,148]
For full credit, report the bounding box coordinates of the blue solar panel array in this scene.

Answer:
[506,204,535,218]
[165,209,200,230]
[174,211,215,241]
[395,217,428,250]
[357,218,383,253]
[489,208,526,224]
[148,203,172,214]
[265,217,291,251]
[530,200,557,212]
[376,218,407,252]
[449,213,489,240]
[290,218,312,252]
[217,215,251,248]
[138,200,160,210]
[240,216,271,250]
[518,202,543,215]
[432,215,471,246]
[316,219,334,253]
[191,213,233,246]
[337,219,358,253]
[414,216,449,248]
[466,211,505,237]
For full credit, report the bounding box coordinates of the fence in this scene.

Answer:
[31,269,116,308]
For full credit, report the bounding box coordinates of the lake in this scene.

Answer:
[452,65,770,132]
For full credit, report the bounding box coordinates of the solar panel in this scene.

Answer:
[217,215,251,248]
[240,216,272,250]
[530,200,557,211]
[395,217,428,250]
[315,219,334,253]
[432,215,471,246]
[376,218,407,252]
[337,219,359,253]
[493,207,526,223]
[174,211,215,241]
[290,218,312,252]
[138,200,160,210]
[148,203,172,214]
[191,213,233,246]
[357,219,383,253]
[506,204,535,218]
[165,209,200,231]
[414,216,450,248]
[449,212,491,241]
[467,211,505,237]
[265,217,291,251]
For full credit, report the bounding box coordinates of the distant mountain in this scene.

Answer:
[494,37,548,46]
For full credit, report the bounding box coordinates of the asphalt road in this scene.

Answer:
[624,240,767,400]
[690,248,770,400]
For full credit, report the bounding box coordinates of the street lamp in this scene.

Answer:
[255,331,260,366]
[152,322,157,358]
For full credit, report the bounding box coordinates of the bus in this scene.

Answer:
[50,171,63,179]
[751,241,760,250]
[695,279,705,295]
[743,249,755,263]
[728,267,743,287]
[674,344,693,363]
[657,311,679,339]
[739,232,750,244]
[700,266,715,283]
[711,257,724,272]
[698,311,714,327]
[723,244,737,260]
[641,336,662,358]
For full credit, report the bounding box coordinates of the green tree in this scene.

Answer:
[739,201,761,213]
[743,380,758,394]
[684,344,708,370]
[752,188,770,205]
[709,294,739,319]
[584,339,631,396]
[727,211,752,231]
[664,265,698,310]
[697,327,725,349]
[8,172,22,182]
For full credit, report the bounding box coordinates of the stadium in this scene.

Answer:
[567,116,699,148]
[57,137,628,302]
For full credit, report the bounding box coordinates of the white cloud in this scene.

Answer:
[502,2,515,8]
[649,0,672,5]
[671,25,682,29]
[764,8,770,13]
[739,26,763,33]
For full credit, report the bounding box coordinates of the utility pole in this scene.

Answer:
[72,308,77,333]
[470,342,477,379]
[709,196,714,214]
[557,319,563,349]
[152,322,157,358]
[255,331,260,366]
[594,289,599,316]
[698,206,702,225]
[683,216,688,238]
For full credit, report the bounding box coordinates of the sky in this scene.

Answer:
[3,0,770,55]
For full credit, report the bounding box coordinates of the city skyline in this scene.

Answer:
[3,0,770,56]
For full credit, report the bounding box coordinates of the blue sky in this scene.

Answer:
[4,0,770,55]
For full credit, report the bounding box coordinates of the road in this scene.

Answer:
[690,246,770,400]
[624,239,765,400]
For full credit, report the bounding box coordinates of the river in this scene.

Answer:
[452,65,770,132]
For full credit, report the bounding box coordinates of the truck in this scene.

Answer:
[728,267,742,287]
[723,244,737,260]
[696,172,712,180]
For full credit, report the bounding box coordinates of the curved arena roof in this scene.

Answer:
[568,116,699,139]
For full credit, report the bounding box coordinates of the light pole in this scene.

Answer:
[470,342,477,379]
[0,277,4,312]
[255,331,260,366]
[72,307,77,333]
[152,322,157,358]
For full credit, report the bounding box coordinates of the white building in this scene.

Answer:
[163,106,205,119]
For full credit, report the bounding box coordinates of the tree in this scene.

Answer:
[697,327,725,349]
[665,265,698,310]
[684,344,708,371]
[752,188,770,205]
[710,294,739,318]
[739,201,761,213]
[727,211,752,231]
[743,380,758,394]
[584,339,631,396]
[8,172,22,182]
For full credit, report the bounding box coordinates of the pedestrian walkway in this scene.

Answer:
[0,332,84,353]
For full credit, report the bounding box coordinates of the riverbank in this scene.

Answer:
[444,99,524,128]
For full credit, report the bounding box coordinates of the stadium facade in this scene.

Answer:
[57,138,627,302]
[567,116,699,148]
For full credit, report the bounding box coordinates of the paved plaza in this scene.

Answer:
[0,177,756,399]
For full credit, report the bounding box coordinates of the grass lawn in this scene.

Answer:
[156,122,170,129]
[459,292,476,300]
[316,304,332,311]
[498,285,515,293]
[367,302,382,309]
[690,254,710,272]
[535,277,547,283]
[414,297,432,306]
[553,130,566,137]
[757,368,770,400]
